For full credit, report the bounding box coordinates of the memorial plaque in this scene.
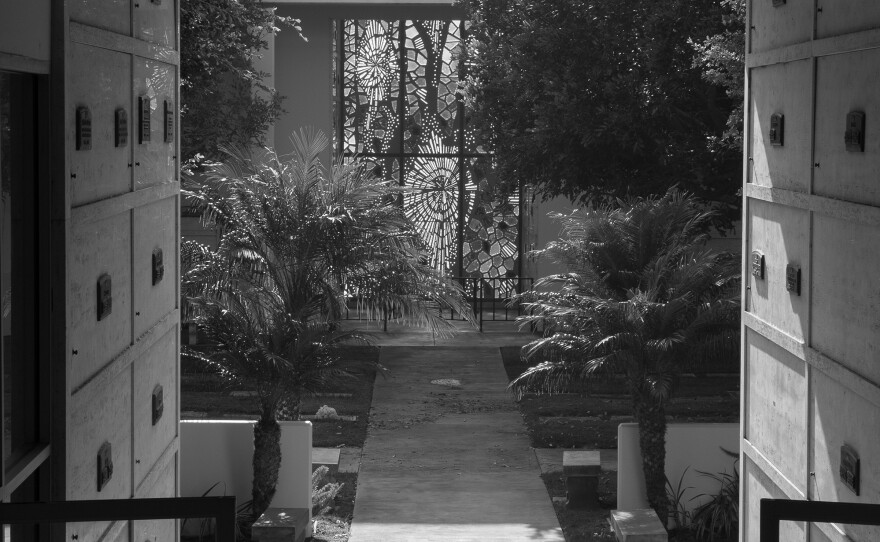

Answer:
[97,442,113,491]
[840,444,860,495]
[152,384,164,425]
[164,99,174,143]
[76,106,92,150]
[97,274,112,321]
[845,111,865,152]
[769,114,784,146]
[139,96,151,144]
[751,251,765,279]
[115,108,128,147]
[152,247,164,285]
[785,264,801,295]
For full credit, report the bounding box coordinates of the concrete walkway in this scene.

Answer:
[348,327,565,542]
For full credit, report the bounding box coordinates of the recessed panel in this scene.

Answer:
[747,200,809,340]
[743,457,806,542]
[812,214,880,385]
[70,0,131,36]
[810,370,880,541]
[69,43,132,206]
[133,196,177,337]
[67,369,132,542]
[134,0,177,48]
[748,60,812,192]
[134,58,176,190]
[816,0,880,40]
[749,0,813,54]
[133,329,178,488]
[814,50,880,207]
[745,330,807,490]
[133,458,177,542]
[69,214,132,390]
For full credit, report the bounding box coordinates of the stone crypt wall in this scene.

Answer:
[63,0,181,540]
[743,2,880,540]
[2,0,181,539]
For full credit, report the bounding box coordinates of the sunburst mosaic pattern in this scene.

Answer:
[336,19,519,279]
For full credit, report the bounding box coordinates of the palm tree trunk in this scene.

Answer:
[632,388,669,525]
[252,415,282,519]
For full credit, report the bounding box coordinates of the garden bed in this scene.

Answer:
[180,345,379,541]
[181,345,379,447]
[499,346,740,542]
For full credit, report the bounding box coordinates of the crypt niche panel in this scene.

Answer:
[134,57,177,191]
[337,19,520,279]
[68,42,132,207]
[134,0,177,49]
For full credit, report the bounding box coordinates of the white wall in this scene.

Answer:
[617,423,739,520]
[180,420,313,531]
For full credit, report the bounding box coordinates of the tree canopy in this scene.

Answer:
[459,0,743,222]
[180,0,303,163]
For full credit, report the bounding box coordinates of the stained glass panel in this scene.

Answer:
[336,19,520,281]
[341,20,401,155]
[463,158,519,281]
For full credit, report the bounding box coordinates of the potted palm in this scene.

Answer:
[182,128,472,519]
[511,188,740,522]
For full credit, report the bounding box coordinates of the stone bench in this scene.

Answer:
[252,508,310,542]
[610,509,668,542]
[562,450,601,508]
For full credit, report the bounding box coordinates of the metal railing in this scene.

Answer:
[760,498,880,542]
[0,496,236,542]
[342,276,534,332]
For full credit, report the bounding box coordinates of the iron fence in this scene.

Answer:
[342,276,534,332]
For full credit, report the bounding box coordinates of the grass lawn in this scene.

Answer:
[499,346,740,542]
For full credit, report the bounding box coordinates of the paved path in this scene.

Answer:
[349,333,565,542]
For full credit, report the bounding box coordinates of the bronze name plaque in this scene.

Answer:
[139,96,151,144]
[840,444,860,495]
[164,99,174,143]
[769,113,784,146]
[785,264,800,295]
[97,273,112,321]
[115,108,128,147]
[76,106,92,150]
[751,251,765,279]
[845,111,865,152]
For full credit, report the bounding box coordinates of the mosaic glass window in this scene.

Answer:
[335,19,520,280]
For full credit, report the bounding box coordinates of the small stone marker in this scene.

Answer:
[563,450,600,508]
[610,509,668,542]
[312,447,341,476]
[251,508,309,542]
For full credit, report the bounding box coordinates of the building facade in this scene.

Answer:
[1,0,181,539]
[742,1,880,540]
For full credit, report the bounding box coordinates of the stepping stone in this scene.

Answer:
[312,447,341,476]
[339,447,362,474]
[610,509,668,542]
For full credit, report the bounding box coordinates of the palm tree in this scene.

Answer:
[511,188,739,522]
[182,128,473,519]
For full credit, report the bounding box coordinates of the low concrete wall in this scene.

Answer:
[617,423,739,518]
[180,420,313,533]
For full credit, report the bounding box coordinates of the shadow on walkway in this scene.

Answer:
[348,325,565,542]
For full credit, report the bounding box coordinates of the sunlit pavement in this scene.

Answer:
[347,324,564,542]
